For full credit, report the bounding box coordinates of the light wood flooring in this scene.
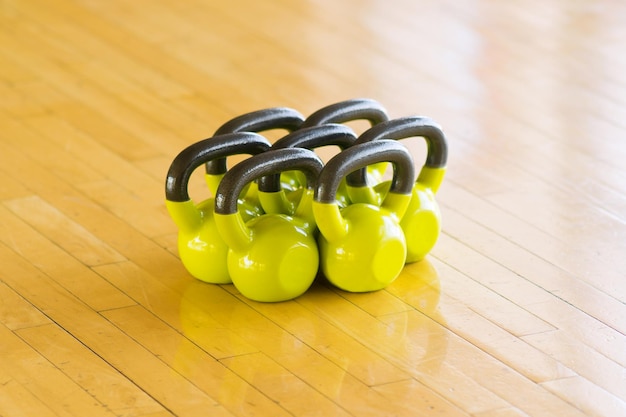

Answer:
[1,0,625,416]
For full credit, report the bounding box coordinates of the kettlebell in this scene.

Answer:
[351,116,448,263]
[204,107,305,194]
[302,98,390,200]
[258,124,357,214]
[165,132,271,284]
[214,148,324,302]
[313,140,416,292]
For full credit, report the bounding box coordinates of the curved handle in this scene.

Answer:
[214,148,324,251]
[350,116,448,192]
[301,98,388,128]
[259,124,357,192]
[206,107,305,175]
[165,132,271,203]
[313,140,415,241]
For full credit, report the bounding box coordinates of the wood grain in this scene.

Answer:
[1,0,624,416]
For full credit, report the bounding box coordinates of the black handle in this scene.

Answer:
[258,124,357,192]
[165,132,271,202]
[206,107,305,175]
[215,148,324,215]
[301,98,388,128]
[348,116,448,186]
[315,140,415,204]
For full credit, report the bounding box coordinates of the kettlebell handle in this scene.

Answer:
[205,107,305,175]
[258,124,357,193]
[315,140,415,204]
[165,132,271,202]
[301,98,388,128]
[348,116,448,187]
[215,148,324,215]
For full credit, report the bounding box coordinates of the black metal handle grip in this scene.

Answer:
[258,124,357,192]
[166,132,271,202]
[348,116,448,186]
[215,148,324,215]
[301,98,388,128]
[315,140,415,204]
[206,107,305,175]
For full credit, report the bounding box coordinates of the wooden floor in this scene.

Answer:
[1,0,625,416]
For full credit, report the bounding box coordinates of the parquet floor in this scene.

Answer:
[1,0,625,416]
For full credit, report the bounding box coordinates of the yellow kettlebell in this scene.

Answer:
[214,148,324,302]
[313,140,416,292]
[204,107,305,195]
[258,124,358,213]
[165,132,271,284]
[302,97,390,188]
[351,116,448,263]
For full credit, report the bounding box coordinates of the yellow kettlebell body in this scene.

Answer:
[166,198,229,283]
[314,195,410,292]
[214,148,324,302]
[401,166,445,262]
[313,140,416,292]
[354,116,448,263]
[217,200,319,302]
[165,133,271,284]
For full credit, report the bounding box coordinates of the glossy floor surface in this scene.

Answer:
[1,1,625,416]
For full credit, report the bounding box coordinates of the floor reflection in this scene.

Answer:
[173,259,451,408]
[383,259,450,375]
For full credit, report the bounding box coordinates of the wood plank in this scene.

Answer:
[371,379,468,417]
[0,174,32,201]
[221,352,353,417]
[0,204,134,312]
[101,304,297,417]
[16,323,170,417]
[0,323,118,417]
[297,288,587,417]
[0,374,59,417]
[16,113,169,206]
[472,408,530,417]
[437,184,626,330]
[0,113,105,187]
[540,376,626,417]
[244,287,412,386]
[440,155,626,305]
[0,242,236,417]
[433,209,626,363]
[1,0,625,415]
[4,196,126,267]
[93,261,259,359]
[0,28,182,160]
[77,178,175,238]
[522,330,626,400]
[95,262,456,417]
[0,140,181,281]
[0,282,51,330]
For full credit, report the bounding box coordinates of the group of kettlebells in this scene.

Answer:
[165,98,448,302]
